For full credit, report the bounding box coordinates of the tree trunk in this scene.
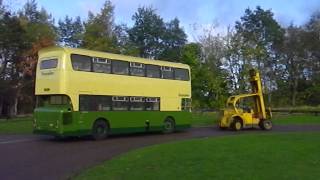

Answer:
[291,78,298,106]
[0,98,3,117]
[9,96,18,118]
[267,90,272,105]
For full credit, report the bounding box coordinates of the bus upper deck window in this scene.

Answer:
[146,65,161,78]
[130,62,145,77]
[174,68,190,81]
[112,60,129,75]
[93,57,111,73]
[71,54,92,72]
[161,66,174,79]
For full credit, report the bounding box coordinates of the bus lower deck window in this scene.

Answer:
[112,96,129,110]
[145,97,160,110]
[130,97,145,110]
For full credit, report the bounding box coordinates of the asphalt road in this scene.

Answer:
[1,125,320,180]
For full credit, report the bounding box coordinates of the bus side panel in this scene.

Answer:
[58,111,191,136]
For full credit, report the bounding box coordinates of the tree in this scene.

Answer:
[159,18,187,61]
[128,7,187,61]
[82,0,119,53]
[301,11,320,105]
[128,6,166,59]
[196,26,229,108]
[278,25,307,106]
[234,6,284,104]
[0,0,56,117]
[181,43,227,109]
[0,11,28,117]
[58,16,83,47]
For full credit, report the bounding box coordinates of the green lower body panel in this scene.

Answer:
[34,109,191,137]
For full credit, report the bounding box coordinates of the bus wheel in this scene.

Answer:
[259,119,273,130]
[92,120,109,140]
[163,117,175,134]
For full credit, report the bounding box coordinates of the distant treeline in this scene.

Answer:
[0,0,320,117]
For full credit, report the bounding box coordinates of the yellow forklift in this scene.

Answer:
[219,69,272,131]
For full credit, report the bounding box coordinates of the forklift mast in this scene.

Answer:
[249,69,267,119]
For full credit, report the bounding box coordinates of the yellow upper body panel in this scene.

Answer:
[36,47,191,111]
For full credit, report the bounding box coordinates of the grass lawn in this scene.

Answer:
[74,132,320,180]
[191,112,320,126]
[273,113,320,125]
[0,117,33,134]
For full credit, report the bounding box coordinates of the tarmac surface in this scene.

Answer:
[1,125,320,180]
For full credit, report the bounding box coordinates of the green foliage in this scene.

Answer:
[180,43,227,109]
[159,18,187,61]
[1,1,320,115]
[58,16,83,48]
[74,133,320,180]
[128,6,166,58]
[233,6,284,102]
[128,7,186,60]
[0,0,56,117]
[81,0,119,53]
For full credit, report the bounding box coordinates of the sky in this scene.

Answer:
[5,0,320,41]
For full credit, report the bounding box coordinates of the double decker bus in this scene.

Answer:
[33,47,191,139]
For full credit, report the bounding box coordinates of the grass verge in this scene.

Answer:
[0,117,33,134]
[273,113,320,125]
[74,132,320,180]
[191,112,219,127]
[191,112,320,126]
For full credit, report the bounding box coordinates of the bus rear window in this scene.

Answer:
[40,59,58,70]
[36,95,70,107]
[50,96,69,105]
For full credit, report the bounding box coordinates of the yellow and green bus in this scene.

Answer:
[33,47,191,139]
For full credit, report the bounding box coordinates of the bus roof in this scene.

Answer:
[39,46,190,69]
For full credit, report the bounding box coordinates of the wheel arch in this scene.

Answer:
[93,117,110,129]
[232,115,243,125]
[165,115,176,124]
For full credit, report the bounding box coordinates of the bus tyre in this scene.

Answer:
[231,118,242,131]
[259,120,272,130]
[163,118,175,134]
[92,120,109,140]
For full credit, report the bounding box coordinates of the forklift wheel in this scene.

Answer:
[231,119,242,131]
[259,120,273,130]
